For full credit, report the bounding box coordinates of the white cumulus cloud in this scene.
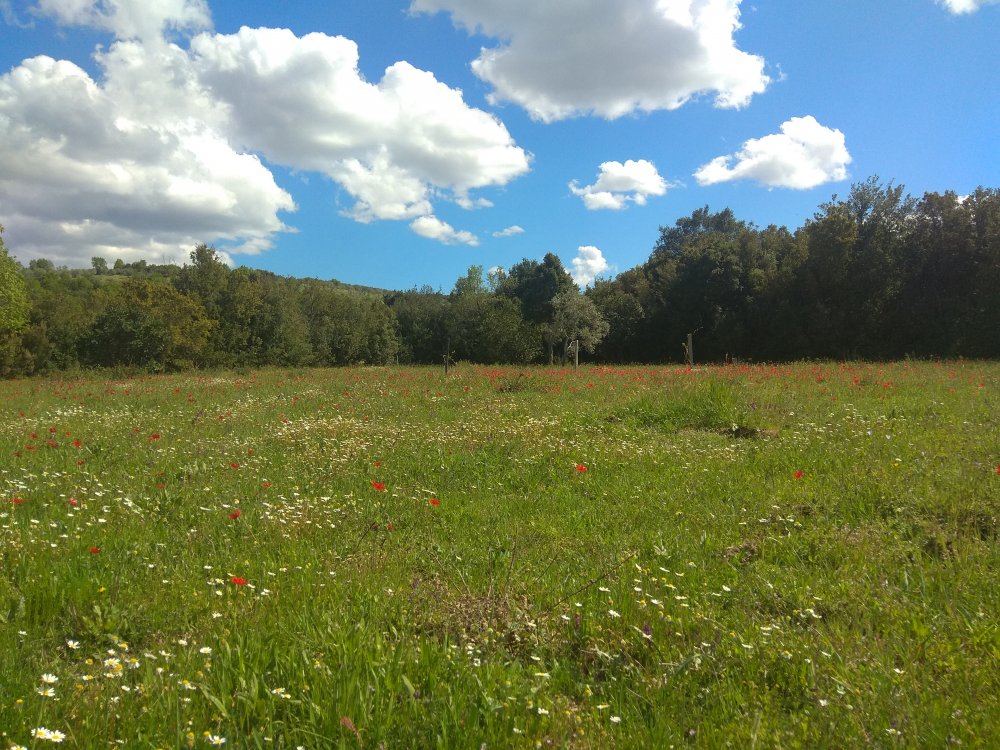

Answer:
[0,8,533,264]
[34,0,212,41]
[570,245,610,287]
[411,0,769,121]
[570,159,670,210]
[410,216,479,246]
[693,115,851,189]
[492,225,524,238]
[190,27,531,227]
[937,0,1000,13]
[0,50,294,266]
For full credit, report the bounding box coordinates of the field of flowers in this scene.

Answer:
[1,362,998,748]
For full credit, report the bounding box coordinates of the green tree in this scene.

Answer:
[387,288,450,364]
[548,289,609,364]
[0,226,29,333]
[83,278,215,370]
[498,253,576,362]
[300,282,397,365]
[587,279,645,362]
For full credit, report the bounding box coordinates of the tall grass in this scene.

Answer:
[1,362,997,747]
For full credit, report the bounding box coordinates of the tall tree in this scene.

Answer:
[548,289,609,364]
[498,253,576,362]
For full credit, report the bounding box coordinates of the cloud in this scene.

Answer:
[0,51,294,266]
[570,245,610,287]
[492,225,524,238]
[570,159,670,210]
[410,216,479,246]
[34,0,211,41]
[190,27,530,232]
[938,0,1000,13]
[411,0,769,121]
[1,11,532,264]
[693,115,851,189]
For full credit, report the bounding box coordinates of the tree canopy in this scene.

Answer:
[0,177,998,377]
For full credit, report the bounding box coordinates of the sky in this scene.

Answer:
[1,1,998,291]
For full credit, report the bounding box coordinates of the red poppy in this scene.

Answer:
[794,470,804,480]
[68,498,79,507]
[371,481,386,492]
[10,497,24,504]
[429,497,441,507]
[89,547,101,554]
[996,464,1000,475]
[72,440,82,448]
[261,481,272,489]
[149,433,160,441]
[229,510,242,520]
[575,464,588,473]
[231,577,248,586]
[229,462,240,470]
[372,461,382,468]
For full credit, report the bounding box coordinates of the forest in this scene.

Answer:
[1,177,998,376]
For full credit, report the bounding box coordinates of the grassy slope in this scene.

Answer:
[0,362,997,748]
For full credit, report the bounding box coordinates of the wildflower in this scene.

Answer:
[228,510,242,520]
[40,673,58,684]
[429,497,441,507]
[229,462,240,470]
[32,728,65,743]
[575,464,588,473]
[270,687,290,699]
[66,640,79,649]
[36,687,56,697]
[89,547,101,554]
[149,433,160,441]
[793,470,804,480]
[608,609,621,618]
[199,647,212,655]
[610,716,622,724]
[231,577,248,587]
[371,481,386,492]
[68,498,79,507]
[10,497,24,504]
[205,735,226,746]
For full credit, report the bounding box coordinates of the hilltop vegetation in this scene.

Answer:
[1,178,999,378]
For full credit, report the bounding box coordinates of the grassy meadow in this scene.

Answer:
[1,362,998,748]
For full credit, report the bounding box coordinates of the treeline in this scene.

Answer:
[0,177,997,376]
[592,178,999,362]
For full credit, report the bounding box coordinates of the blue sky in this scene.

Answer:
[1,0,998,291]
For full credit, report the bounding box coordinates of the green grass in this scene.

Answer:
[1,362,998,748]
